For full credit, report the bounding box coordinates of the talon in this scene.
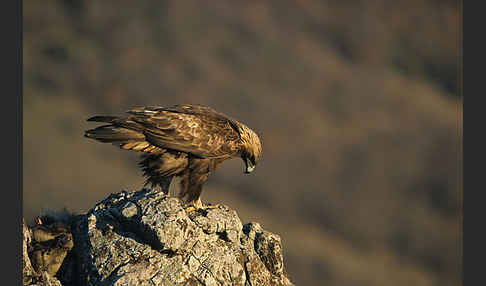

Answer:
[184,198,204,213]
[203,204,220,210]
[193,197,203,210]
[183,203,220,213]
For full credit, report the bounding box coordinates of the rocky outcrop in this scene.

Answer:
[23,189,294,286]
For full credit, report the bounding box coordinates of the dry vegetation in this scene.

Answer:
[23,1,462,285]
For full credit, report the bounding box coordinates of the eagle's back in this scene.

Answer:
[86,104,242,159]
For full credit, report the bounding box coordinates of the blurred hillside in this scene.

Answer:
[23,1,462,286]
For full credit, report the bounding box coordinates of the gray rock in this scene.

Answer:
[24,189,294,286]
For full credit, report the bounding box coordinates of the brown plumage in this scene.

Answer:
[84,104,262,209]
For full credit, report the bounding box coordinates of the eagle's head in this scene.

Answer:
[239,125,262,174]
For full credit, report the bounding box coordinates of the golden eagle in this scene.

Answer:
[85,104,262,210]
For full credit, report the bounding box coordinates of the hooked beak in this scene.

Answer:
[244,158,255,174]
[245,165,255,174]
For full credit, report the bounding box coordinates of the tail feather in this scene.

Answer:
[85,124,166,153]
[87,115,145,132]
[87,116,119,123]
[84,125,145,143]
[85,114,168,153]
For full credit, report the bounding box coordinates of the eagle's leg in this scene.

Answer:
[140,153,183,197]
[181,158,221,212]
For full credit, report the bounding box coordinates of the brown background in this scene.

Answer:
[23,1,462,285]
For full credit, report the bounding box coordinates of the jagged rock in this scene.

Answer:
[23,189,294,286]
